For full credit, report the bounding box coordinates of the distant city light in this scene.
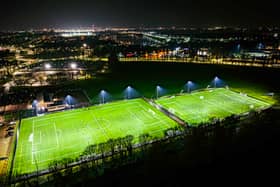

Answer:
[60,31,94,38]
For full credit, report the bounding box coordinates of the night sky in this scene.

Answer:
[0,0,279,30]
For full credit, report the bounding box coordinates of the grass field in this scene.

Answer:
[13,99,178,175]
[12,88,272,176]
[156,88,271,126]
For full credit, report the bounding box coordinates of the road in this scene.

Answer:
[119,57,280,68]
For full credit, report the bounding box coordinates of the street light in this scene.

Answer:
[70,63,77,79]
[44,63,51,69]
[70,63,77,69]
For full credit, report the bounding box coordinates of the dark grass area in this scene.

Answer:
[70,62,280,104]
[4,62,278,107]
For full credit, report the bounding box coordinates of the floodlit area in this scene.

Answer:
[13,99,178,175]
[156,88,271,126]
[12,88,272,176]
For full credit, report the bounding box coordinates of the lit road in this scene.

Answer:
[119,57,280,68]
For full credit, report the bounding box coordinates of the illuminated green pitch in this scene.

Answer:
[12,88,272,176]
[13,99,178,175]
[156,88,271,126]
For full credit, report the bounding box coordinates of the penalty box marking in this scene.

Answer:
[31,121,60,164]
[33,110,87,122]
[99,117,124,136]
[132,104,173,129]
[216,91,264,112]
[29,149,83,165]
[171,102,203,119]
[32,124,80,164]
[89,110,110,139]
[219,90,269,106]
[91,102,172,139]
[191,94,238,116]
[94,100,142,111]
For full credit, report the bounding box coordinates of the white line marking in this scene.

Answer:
[53,123,59,148]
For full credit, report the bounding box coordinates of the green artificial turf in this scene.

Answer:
[12,88,272,176]
[156,88,271,126]
[13,99,178,175]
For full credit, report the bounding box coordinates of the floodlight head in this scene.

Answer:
[127,86,132,90]
[32,100,38,107]
[214,76,219,81]
[83,43,87,47]
[187,81,192,85]
[65,95,75,105]
[101,90,105,94]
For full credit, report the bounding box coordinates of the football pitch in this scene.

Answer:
[156,88,271,126]
[13,99,178,175]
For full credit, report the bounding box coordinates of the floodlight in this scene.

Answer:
[156,85,161,99]
[185,81,194,93]
[126,86,132,99]
[214,76,220,88]
[100,90,106,104]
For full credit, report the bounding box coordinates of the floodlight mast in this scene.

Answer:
[156,86,159,99]
[101,90,105,104]
[214,76,218,88]
[127,86,131,99]
[187,81,191,93]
